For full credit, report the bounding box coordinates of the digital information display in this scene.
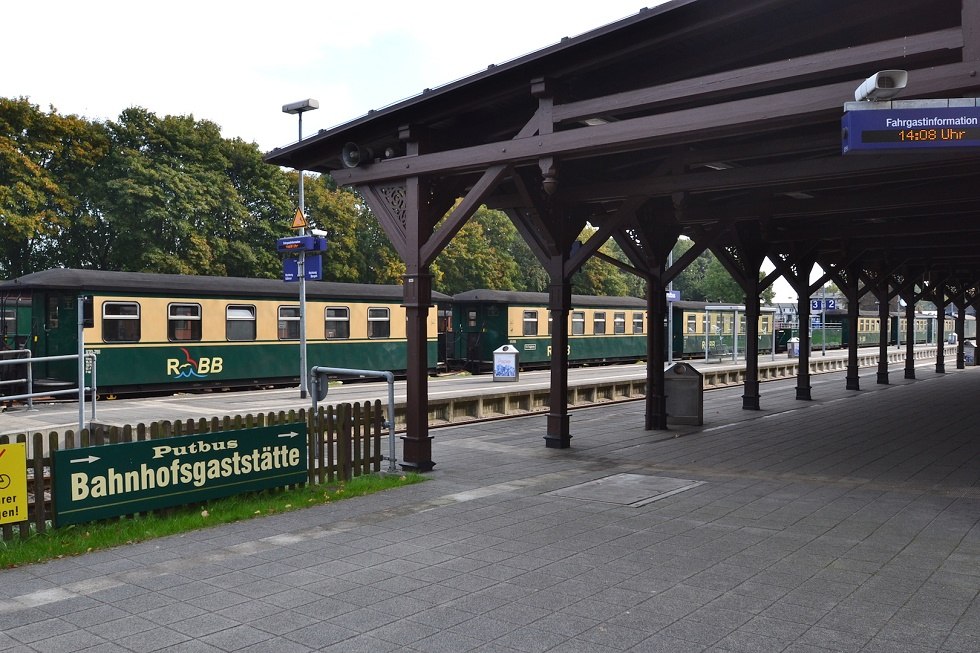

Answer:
[842,106,980,154]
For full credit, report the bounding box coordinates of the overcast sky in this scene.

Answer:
[5,1,656,153]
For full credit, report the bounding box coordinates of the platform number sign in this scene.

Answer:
[811,299,836,311]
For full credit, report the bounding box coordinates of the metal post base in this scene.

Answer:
[877,371,889,384]
[796,386,812,400]
[399,435,435,472]
[545,412,571,448]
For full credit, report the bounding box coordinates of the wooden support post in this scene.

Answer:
[877,284,890,385]
[742,284,761,410]
[400,272,435,471]
[545,280,572,447]
[904,292,916,380]
[646,273,668,429]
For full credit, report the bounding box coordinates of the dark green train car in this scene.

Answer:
[0,269,448,395]
[451,290,649,371]
[450,291,777,370]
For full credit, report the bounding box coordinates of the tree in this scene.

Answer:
[701,255,744,303]
[432,206,521,294]
[351,194,405,285]
[0,98,108,277]
[669,239,709,302]
[571,228,632,296]
[300,174,367,282]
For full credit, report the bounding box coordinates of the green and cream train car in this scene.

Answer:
[450,290,776,370]
[0,269,447,395]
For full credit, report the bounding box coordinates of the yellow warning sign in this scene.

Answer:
[0,442,28,525]
[291,209,308,230]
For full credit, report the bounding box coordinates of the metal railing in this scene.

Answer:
[311,366,397,472]
[0,350,97,432]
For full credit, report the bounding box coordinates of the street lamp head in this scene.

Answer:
[282,99,320,115]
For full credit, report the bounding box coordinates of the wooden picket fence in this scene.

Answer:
[0,400,385,543]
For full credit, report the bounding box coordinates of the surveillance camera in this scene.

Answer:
[854,70,908,102]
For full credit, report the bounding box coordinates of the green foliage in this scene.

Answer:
[432,206,522,294]
[0,98,108,276]
[301,174,367,282]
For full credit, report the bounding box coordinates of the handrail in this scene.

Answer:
[310,366,397,472]
[0,351,97,430]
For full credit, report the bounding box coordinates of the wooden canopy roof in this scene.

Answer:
[266,0,980,299]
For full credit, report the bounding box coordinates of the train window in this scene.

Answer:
[226,305,256,341]
[593,312,606,335]
[278,306,301,340]
[547,314,553,336]
[686,313,698,333]
[614,312,626,334]
[632,312,644,334]
[522,310,538,336]
[103,302,141,342]
[168,303,202,341]
[368,307,390,338]
[47,296,60,329]
[467,310,477,328]
[325,307,350,339]
[571,311,585,335]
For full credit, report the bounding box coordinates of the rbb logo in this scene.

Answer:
[167,349,223,379]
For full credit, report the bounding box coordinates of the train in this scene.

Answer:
[0,269,449,395]
[449,290,775,371]
[3,269,971,398]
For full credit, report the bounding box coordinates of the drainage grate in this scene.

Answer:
[546,473,705,507]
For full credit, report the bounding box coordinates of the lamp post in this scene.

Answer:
[282,98,319,398]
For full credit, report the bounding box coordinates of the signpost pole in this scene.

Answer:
[282,99,319,399]
[77,295,85,433]
[822,284,827,356]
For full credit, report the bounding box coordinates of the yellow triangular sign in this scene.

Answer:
[291,209,308,230]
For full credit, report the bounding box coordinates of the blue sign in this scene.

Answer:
[842,106,980,154]
[666,290,681,302]
[282,255,323,282]
[305,254,323,280]
[811,299,822,311]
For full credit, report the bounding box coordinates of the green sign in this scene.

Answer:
[53,424,307,526]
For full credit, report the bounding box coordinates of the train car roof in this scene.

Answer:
[453,291,778,311]
[0,268,452,302]
[453,289,647,308]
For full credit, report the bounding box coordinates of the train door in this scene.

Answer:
[456,303,487,371]
[436,305,452,370]
[33,291,81,384]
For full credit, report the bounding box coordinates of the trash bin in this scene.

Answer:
[664,362,703,425]
[964,340,977,366]
[492,344,519,381]
[787,337,800,358]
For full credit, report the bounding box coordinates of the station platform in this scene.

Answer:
[2,358,979,652]
[0,343,959,439]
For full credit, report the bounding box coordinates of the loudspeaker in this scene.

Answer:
[341,142,373,168]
